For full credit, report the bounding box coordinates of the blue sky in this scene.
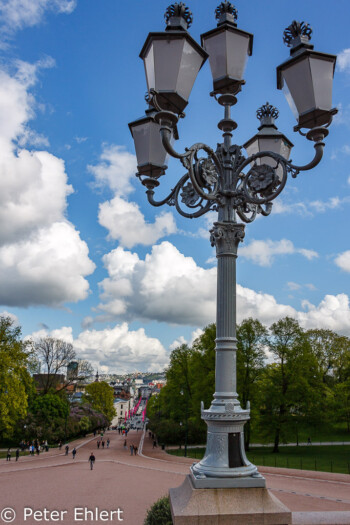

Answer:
[0,0,349,374]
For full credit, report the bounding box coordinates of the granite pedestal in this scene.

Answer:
[170,475,292,525]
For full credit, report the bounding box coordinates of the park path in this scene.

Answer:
[0,430,349,524]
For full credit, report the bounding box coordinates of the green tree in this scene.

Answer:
[0,316,34,440]
[306,329,343,385]
[83,381,116,423]
[260,317,320,452]
[27,392,70,441]
[191,324,216,422]
[236,318,267,449]
[79,415,90,435]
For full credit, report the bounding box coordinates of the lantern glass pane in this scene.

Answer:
[281,56,315,118]
[144,44,155,93]
[244,138,259,159]
[259,137,291,161]
[259,137,291,179]
[203,29,250,83]
[203,31,226,81]
[226,30,250,80]
[153,39,183,91]
[132,120,168,168]
[245,136,292,181]
[177,39,206,100]
[310,56,334,110]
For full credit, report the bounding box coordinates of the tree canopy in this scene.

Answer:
[0,316,34,439]
[147,317,350,450]
[83,381,116,423]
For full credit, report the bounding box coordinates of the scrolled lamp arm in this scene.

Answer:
[156,111,188,160]
[146,173,216,219]
[287,128,327,177]
[238,126,327,206]
[157,110,222,202]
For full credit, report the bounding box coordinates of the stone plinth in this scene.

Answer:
[169,475,292,525]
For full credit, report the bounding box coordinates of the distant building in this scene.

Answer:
[33,374,65,391]
[67,361,79,380]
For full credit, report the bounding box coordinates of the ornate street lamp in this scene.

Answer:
[129,2,336,521]
[277,21,337,130]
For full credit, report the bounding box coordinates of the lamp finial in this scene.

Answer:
[283,21,313,55]
[215,1,238,26]
[256,102,279,128]
[165,3,193,30]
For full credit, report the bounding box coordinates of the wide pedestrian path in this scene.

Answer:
[0,430,349,524]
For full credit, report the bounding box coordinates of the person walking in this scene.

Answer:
[72,448,77,459]
[6,448,11,461]
[89,452,96,470]
[133,445,138,455]
[65,445,69,456]
[101,440,105,449]
[58,440,62,450]
[15,449,20,461]
[123,439,127,450]
[106,438,110,448]
[97,440,100,449]
[130,444,134,456]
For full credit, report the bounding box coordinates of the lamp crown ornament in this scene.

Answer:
[165,2,193,30]
[215,1,238,26]
[283,20,313,54]
[256,102,279,121]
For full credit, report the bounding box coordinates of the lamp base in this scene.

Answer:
[190,465,266,489]
[169,475,292,525]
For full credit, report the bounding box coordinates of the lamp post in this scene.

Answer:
[129,0,336,502]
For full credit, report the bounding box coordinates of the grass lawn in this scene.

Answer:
[250,423,350,445]
[0,450,31,459]
[168,445,350,475]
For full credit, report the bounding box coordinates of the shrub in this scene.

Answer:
[144,496,172,525]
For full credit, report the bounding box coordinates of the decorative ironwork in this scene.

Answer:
[247,164,277,193]
[198,158,218,186]
[283,21,312,47]
[256,102,279,121]
[180,182,200,207]
[165,2,193,28]
[215,1,238,23]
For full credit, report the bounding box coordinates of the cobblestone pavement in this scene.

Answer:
[0,430,349,524]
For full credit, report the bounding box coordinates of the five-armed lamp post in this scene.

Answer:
[129,1,336,521]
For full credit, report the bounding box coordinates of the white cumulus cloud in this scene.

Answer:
[90,144,177,248]
[28,323,168,374]
[94,241,350,336]
[337,48,350,73]
[0,222,95,306]
[0,0,76,37]
[239,239,318,267]
[98,241,217,325]
[88,144,137,196]
[98,196,177,248]
[299,294,350,335]
[0,60,95,307]
[335,250,350,273]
